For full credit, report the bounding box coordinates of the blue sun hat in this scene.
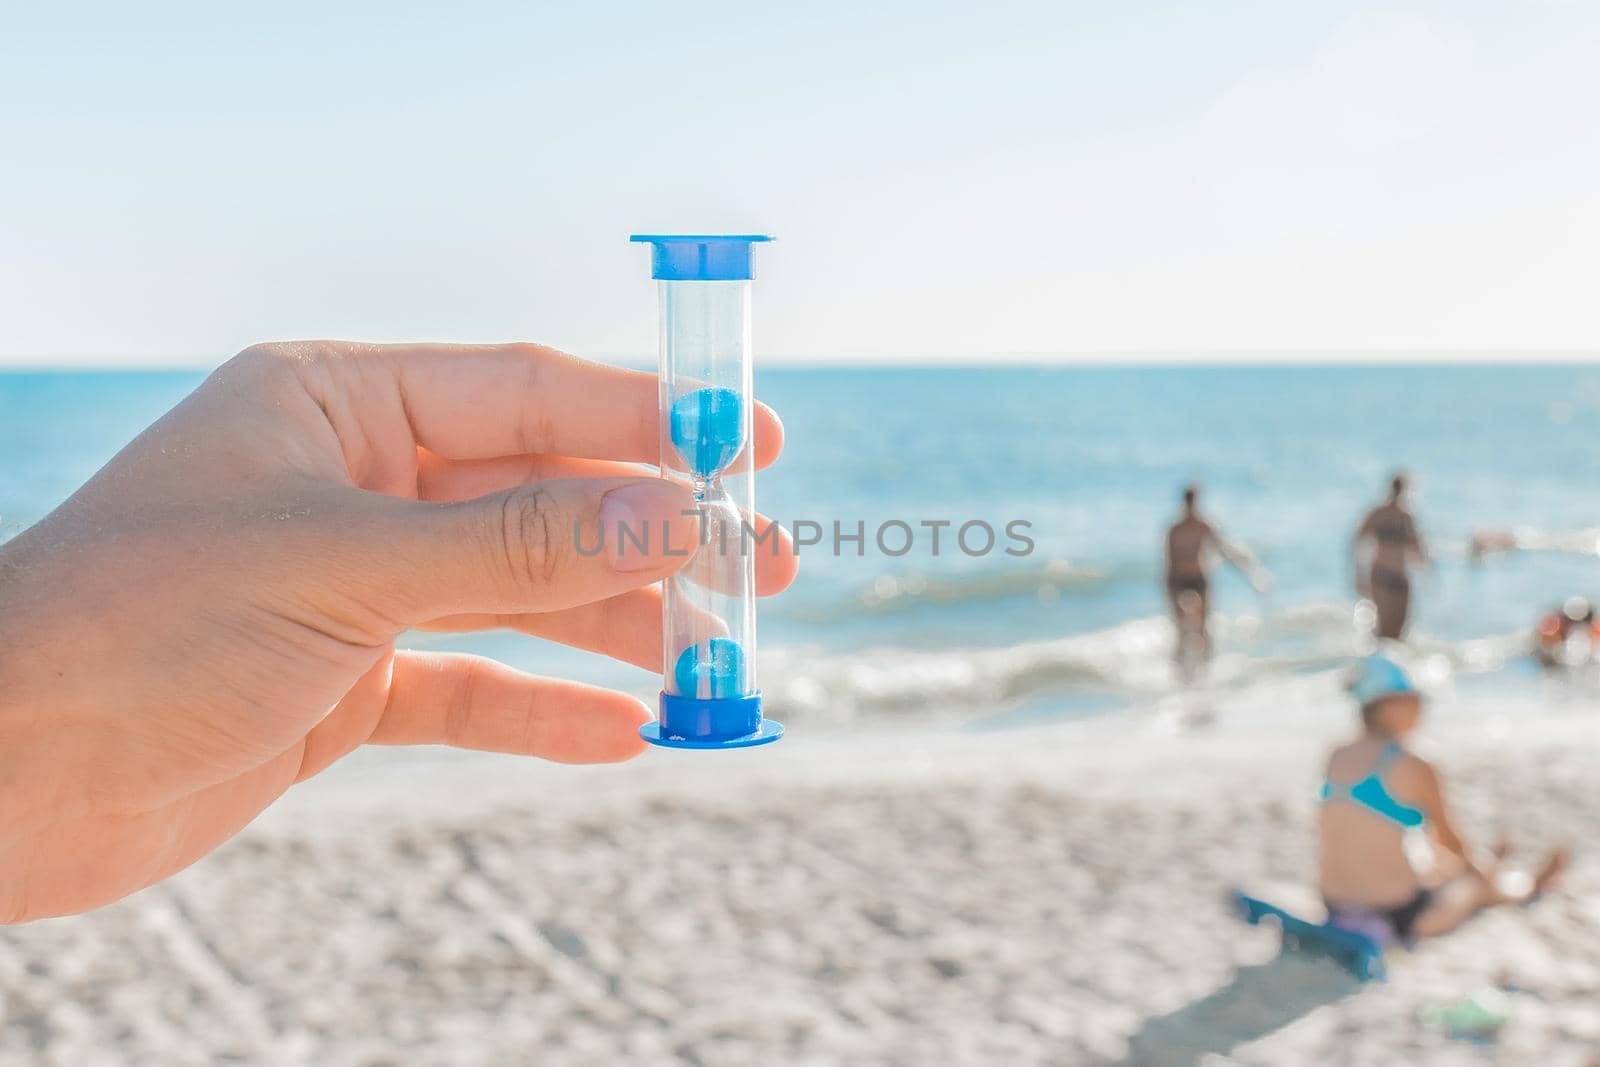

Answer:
[1350,654,1417,708]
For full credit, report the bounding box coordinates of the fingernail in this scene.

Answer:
[600,482,696,572]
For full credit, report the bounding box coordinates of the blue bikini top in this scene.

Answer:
[1319,742,1426,828]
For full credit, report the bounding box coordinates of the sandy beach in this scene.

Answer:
[2,677,1596,1066]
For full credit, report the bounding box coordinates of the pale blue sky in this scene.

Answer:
[2,1,1597,365]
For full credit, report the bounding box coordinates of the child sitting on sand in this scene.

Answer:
[1317,654,1568,943]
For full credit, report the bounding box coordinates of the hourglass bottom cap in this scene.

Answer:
[642,691,783,749]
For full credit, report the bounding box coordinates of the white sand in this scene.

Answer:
[2,680,1597,1066]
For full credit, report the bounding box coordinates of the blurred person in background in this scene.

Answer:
[1352,473,1428,641]
[1319,655,1568,943]
[1163,482,1273,673]
[1535,596,1598,669]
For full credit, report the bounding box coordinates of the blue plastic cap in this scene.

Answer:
[642,691,783,750]
[630,234,773,281]
[1350,654,1417,708]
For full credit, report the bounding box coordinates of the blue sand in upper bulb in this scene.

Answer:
[673,637,748,700]
[671,387,745,478]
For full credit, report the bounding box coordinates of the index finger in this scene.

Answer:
[376,342,782,464]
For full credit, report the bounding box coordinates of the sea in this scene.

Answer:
[5,365,1599,729]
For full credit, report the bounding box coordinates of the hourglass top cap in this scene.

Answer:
[630,234,774,281]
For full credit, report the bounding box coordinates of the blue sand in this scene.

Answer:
[673,636,748,700]
[671,387,745,478]
[1231,892,1386,981]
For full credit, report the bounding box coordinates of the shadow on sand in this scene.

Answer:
[1112,953,1362,1066]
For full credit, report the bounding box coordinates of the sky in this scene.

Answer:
[2,1,1598,366]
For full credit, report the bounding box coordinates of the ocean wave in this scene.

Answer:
[760,602,1534,724]
[1463,526,1600,559]
[781,557,1141,622]
[1446,527,1600,563]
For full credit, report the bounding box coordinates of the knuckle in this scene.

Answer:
[495,488,565,590]
[222,343,294,388]
[223,341,337,398]
[508,341,556,365]
[443,657,487,748]
[508,345,551,452]
[233,341,283,367]
[230,340,355,380]
[233,340,310,370]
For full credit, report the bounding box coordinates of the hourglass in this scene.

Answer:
[630,234,784,748]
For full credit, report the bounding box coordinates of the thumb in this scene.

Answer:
[355,478,702,622]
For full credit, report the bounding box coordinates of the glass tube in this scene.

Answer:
[632,235,782,749]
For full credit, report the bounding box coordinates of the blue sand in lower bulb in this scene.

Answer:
[673,637,747,700]
[671,387,745,478]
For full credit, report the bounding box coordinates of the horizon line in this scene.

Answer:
[2,348,1599,372]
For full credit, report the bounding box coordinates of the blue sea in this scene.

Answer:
[5,366,1599,725]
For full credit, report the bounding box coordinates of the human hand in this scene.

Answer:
[0,342,797,922]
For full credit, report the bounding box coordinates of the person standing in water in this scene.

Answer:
[1353,473,1428,641]
[1164,483,1272,669]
